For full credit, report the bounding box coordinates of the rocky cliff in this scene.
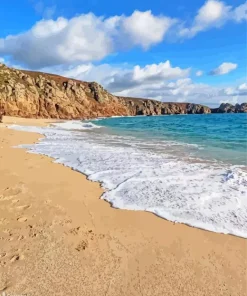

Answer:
[0,63,213,119]
[211,103,247,113]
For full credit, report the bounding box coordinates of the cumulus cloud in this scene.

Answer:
[121,10,176,49]
[219,82,247,104]
[111,76,247,106]
[220,82,247,97]
[0,15,113,68]
[0,11,175,68]
[196,70,204,77]
[1,2,246,68]
[120,79,247,106]
[209,62,238,75]
[113,77,220,103]
[239,83,247,90]
[50,62,246,106]
[106,61,190,92]
[233,1,247,22]
[51,63,121,85]
[51,60,190,92]
[179,0,247,38]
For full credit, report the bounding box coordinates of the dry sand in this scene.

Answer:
[0,116,246,296]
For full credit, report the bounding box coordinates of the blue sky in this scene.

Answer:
[0,0,246,106]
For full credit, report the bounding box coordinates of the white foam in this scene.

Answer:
[51,120,102,130]
[10,123,247,238]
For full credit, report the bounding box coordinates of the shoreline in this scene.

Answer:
[10,116,247,239]
[0,116,246,296]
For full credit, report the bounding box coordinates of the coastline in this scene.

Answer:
[0,116,246,296]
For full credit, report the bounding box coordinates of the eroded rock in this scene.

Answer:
[0,63,229,120]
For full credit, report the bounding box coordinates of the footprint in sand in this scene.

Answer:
[16,205,31,211]
[75,240,88,251]
[17,217,27,223]
[0,195,13,201]
[0,252,7,258]
[0,218,9,226]
[11,199,19,204]
[10,254,24,263]
[3,187,22,197]
[0,278,11,293]
[68,226,81,235]
[0,184,25,201]
[2,229,11,234]
[52,217,72,227]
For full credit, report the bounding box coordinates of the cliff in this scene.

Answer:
[211,103,247,113]
[0,63,213,119]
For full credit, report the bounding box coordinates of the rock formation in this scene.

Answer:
[211,103,247,113]
[0,63,131,119]
[0,63,235,119]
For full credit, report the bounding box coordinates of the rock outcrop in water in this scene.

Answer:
[211,103,247,113]
[1,63,242,119]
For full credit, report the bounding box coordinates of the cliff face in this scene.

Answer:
[211,103,247,113]
[119,97,211,115]
[0,63,212,119]
[0,63,131,119]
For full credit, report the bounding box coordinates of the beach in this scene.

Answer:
[0,116,246,296]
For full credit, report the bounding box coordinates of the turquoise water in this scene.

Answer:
[95,113,247,165]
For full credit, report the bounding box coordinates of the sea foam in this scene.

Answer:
[10,121,247,238]
[51,120,102,130]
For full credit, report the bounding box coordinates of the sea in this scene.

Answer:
[10,113,247,238]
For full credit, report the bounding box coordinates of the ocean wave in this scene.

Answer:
[9,123,247,238]
[51,120,102,130]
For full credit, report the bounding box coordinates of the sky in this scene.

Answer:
[0,0,246,106]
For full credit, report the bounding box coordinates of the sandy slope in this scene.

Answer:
[0,116,246,296]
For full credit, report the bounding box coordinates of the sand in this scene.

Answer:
[0,116,246,296]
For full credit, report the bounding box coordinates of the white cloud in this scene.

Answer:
[49,62,246,106]
[0,15,113,68]
[0,11,175,68]
[223,87,235,95]
[0,2,246,68]
[219,81,247,105]
[209,62,238,75]
[196,70,204,77]
[104,61,190,92]
[115,78,218,103]
[220,83,247,98]
[179,0,246,38]
[111,76,247,106]
[219,97,239,105]
[233,1,247,22]
[122,10,175,49]
[179,0,231,38]
[50,63,121,85]
[52,60,190,92]
[196,0,228,23]
[239,83,247,90]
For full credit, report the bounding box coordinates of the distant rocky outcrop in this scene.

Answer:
[211,103,247,113]
[1,63,241,120]
[118,97,211,116]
